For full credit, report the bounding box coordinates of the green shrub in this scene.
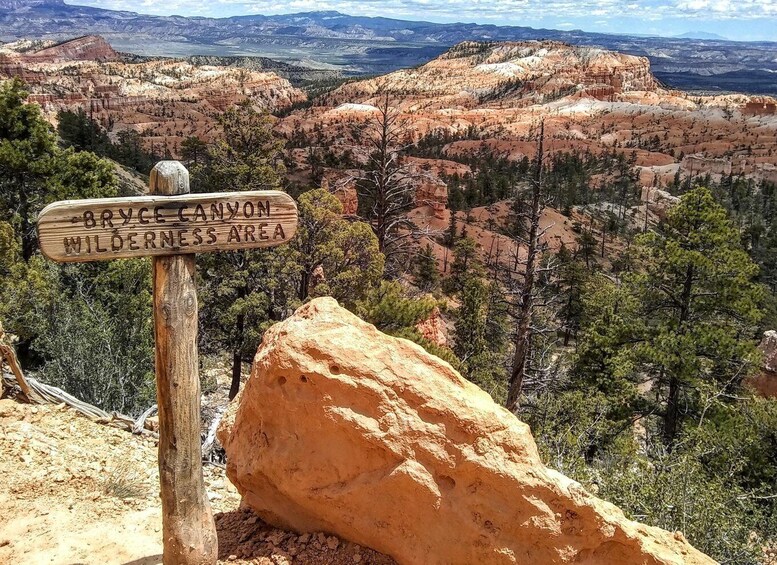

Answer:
[527,392,777,564]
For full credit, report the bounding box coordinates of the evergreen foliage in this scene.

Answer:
[294,188,384,305]
[57,107,161,175]
[0,79,153,416]
[413,243,439,292]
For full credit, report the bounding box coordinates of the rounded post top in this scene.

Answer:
[150,161,190,196]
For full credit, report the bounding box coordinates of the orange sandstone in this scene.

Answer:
[219,298,714,565]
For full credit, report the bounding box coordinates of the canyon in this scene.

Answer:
[5,35,776,271]
[0,36,305,154]
[2,1,777,94]
[277,40,777,269]
[1,22,776,565]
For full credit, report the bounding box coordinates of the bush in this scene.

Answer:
[35,296,155,417]
[33,259,155,418]
[599,450,769,564]
[527,392,777,564]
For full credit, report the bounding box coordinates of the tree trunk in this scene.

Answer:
[663,263,694,449]
[664,375,680,449]
[563,291,573,346]
[600,222,606,257]
[151,161,218,565]
[298,269,309,301]
[507,122,545,413]
[229,312,245,401]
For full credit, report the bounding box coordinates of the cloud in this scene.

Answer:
[67,0,777,28]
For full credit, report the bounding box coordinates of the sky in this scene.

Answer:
[70,0,777,42]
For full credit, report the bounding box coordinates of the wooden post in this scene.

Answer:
[37,160,298,563]
[151,162,218,565]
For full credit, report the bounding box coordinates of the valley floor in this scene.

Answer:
[0,397,394,565]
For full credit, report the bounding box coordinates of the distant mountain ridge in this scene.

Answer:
[1,1,776,94]
[675,31,729,41]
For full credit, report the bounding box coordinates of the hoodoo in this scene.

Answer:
[218,298,714,565]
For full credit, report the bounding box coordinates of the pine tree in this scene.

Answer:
[1,78,60,260]
[628,186,764,447]
[295,188,384,305]
[507,120,552,411]
[413,243,439,292]
[356,92,415,274]
[195,102,291,400]
[57,108,110,152]
[454,275,510,398]
[180,136,208,171]
[445,209,459,246]
[445,236,480,294]
[555,246,589,345]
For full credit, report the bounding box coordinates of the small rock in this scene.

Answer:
[353,554,362,564]
[326,536,340,551]
[227,555,237,561]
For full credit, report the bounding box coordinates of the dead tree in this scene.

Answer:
[506,121,556,412]
[356,92,417,274]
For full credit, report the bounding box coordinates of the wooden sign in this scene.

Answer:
[36,161,300,565]
[37,191,298,262]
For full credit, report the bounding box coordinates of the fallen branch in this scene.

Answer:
[0,320,160,435]
[133,404,158,434]
[202,404,227,462]
[1,369,156,436]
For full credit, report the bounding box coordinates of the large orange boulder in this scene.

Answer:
[218,298,714,565]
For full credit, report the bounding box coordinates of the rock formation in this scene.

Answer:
[642,187,679,220]
[331,41,658,109]
[748,330,777,398]
[0,35,305,159]
[219,298,714,565]
[321,170,360,215]
[27,35,119,62]
[414,306,448,347]
[406,161,448,218]
[0,35,118,63]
